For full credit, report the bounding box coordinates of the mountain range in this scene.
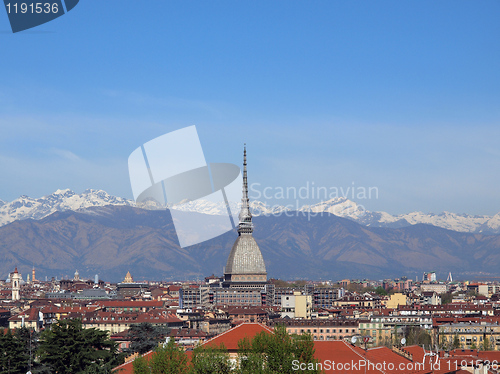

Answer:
[1,189,500,234]
[1,205,500,282]
[1,189,499,282]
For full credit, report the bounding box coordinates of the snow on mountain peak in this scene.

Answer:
[0,189,499,235]
[0,189,134,227]
[54,188,73,195]
[297,197,366,219]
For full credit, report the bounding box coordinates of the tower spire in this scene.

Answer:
[238,144,253,235]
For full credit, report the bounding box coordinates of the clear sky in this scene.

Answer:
[0,1,499,215]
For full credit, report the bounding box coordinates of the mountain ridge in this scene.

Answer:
[1,189,499,234]
[1,205,500,282]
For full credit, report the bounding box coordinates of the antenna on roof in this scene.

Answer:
[422,345,438,365]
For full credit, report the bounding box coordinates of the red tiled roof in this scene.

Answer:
[110,329,130,340]
[9,307,39,322]
[228,306,267,315]
[476,351,500,362]
[135,312,182,324]
[402,345,459,374]
[41,306,99,314]
[365,346,428,374]
[203,322,273,351]
[96,300,163,308]
[402,345,426,363]
[112,351,154,374]
[314,341,384,374]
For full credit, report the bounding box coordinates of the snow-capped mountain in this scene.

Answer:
[296,198,367,219]
[0,189,133,227]
[358,210,492,232]
[1,189,499,234]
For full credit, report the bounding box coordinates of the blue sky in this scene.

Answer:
[0,1,499,215]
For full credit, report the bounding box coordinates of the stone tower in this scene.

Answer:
[223,146,267,286]
[11,267,21,301]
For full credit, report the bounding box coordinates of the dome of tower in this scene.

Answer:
[225,235,267,275]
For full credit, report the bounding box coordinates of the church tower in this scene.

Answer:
[223,146,267,286]
[11,267,21,301]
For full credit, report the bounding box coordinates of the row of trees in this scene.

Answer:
[133,325,320,374]
[1,319,125,374]
[439,333,495,351]
[0,328,35,374]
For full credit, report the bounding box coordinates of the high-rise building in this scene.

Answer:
[214,147,269,306]
[223,146,267,287]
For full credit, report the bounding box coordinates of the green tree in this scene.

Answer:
[149,338,189,374]
[132,355,150,374]
[375,286,388,296]
[191,343,232,374]
[238,337,266,374]
[392,325,399,347]
[415,330,432,349]
[438,334,448,350]
[37,318,122,374]
[237,325,319,374]
[481,337,490,351]
[15,327,40,372]
[441,292,453,305]
[132,338,190,374]
[128,323,170,355]
[404,327,432,349]
[452,334,460,350]
[82,361,119,374]
[0,328,29,374]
